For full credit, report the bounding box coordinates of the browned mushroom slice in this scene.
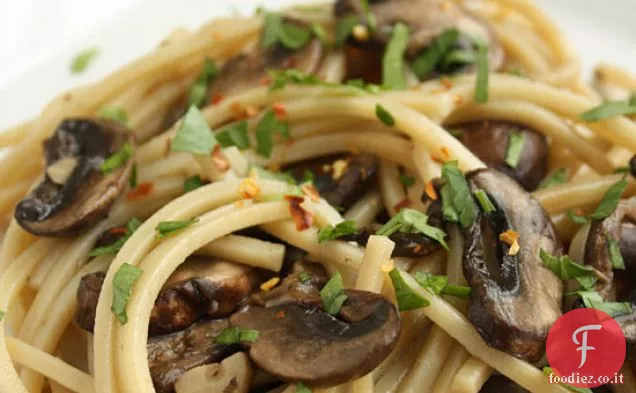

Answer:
[455,121,549,191]
[615,290,636,350]
[286,154,378,210]
[15,119,134,236]
[585,198,636,297]
[163,31,324,129]
[335,0,504,79]
[148,318,236,393]
[230,290,400,387]
[75,258,256,335]
[340,225,441,257]
[463,169,563,362]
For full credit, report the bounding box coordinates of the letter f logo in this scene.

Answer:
[572,324,602,368]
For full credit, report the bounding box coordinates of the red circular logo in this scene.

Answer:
[546,308,626,388]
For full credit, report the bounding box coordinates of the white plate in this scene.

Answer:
[0,0,635,130]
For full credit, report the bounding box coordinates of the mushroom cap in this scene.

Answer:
[335,0,505,71]
[585,197,636,297]
[286,154,378,210]
[163,32,324,129]
[150,258,257,335]
[229,290,401,387]
[15,118,134,236]
[457,121,549,191]
[463,169,563,362]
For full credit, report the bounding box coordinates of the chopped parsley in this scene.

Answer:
[256,109,290,157]
[320,272,348,315]
[566,210,589,225]
[399,174,415,188]
[335,15,359,46]
[538,168,568,189]
[587,300,633,318]
[440,161,476,228]
[155,219,198,238]
[303,169,315,183]
[129,162,138,189]
[216,120,250,150]
[414,271,472,299]
[249,166,296,184]
[98,106,128,125]
[375,104,395,126]
[89,217,142,257]
[296,383,312,393]
[588,178,628,220]
[474,41,489,103]
[473,189,496,213]
[70,48,99,74]
[376,208,448,250]
[268,69,323,91]
[539,249,595,280]
[505,131,525,168]
[171,106,217,155]
[188,58,218,107]
[262,12,312,50]
[382,22,410,90]
[360,0,377,31]
[311,23,329,45]
[216,327,260,345]
[112,263,143,324]
[411,29,460,80]
[101,143,133,174]
[183,175,204,193]
[580,96,636,122]
[389,268,429,311]
[318,220,357,243]
[607,233,625,270]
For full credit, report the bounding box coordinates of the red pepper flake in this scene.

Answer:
[441,76,453,90]
[259,76,271,86]
[454,95,464,106]
[425,181,438,200]
[431,154,445,164]
[211,145,230,172]
[126,182,154,200]
[272,103,287,119]
[499,230,520,256]
[210,93,224,106]
[301,184,320,202]
[394,198,411,212]
[285,195,313,231]
[441,147,451,161]
[109,227,127,235]
[275,310,286,319]
[413,244,422,253]
[230,102,246,119]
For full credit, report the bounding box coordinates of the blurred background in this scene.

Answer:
[0,0,634,129]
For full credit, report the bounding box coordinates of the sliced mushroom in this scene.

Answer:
[335,0,504,79]
[455,121,549,191]
[286,154,378,210]
[15,119,134,236]
[174,352,252,393]
[615,290,636,350]
[75,257,256,335]
[584,197,636,297]
[251,259,328,308]
[340,224,441,257]
[148,318,236,393]
[230,290,401,387]
[463,169,563,362]
[163,27,324,128]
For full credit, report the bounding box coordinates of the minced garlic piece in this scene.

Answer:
[332,159,349,180]
[260,277,280,292]
[352,25,369,42]
[239,178,260,199]
[499,229,520,256]
[46,157,78,184]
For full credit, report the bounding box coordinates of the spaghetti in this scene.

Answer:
[1,1,635,393]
